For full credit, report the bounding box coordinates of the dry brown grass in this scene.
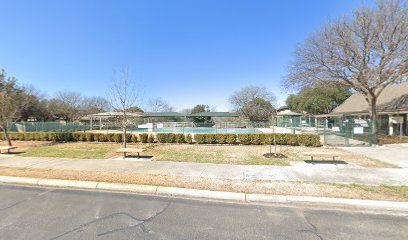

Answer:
[0,166,406,201]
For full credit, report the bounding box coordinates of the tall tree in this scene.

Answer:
[286,84,352,115]
[51,91,83,121]
[241,98,275,121]
[191,104,210,123]
[0,70,27,146]
[229,85,276,118]
[81,96,111,115]
[285,0,408,139]
[108,67,141,148]
[148,97,174,112]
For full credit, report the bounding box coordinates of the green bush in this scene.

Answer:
[225,134,237,144]
[125,134,132,143]
[148,135,155,143]
[113,134,122,143]
[236,133,320,146]
[194,134,218,144]
[214,134,237,144]
[85,133,94,142]
[131,134,138,143]
[3,131,321,147]
[238,134,251,145]
[157,133,181,143]
[105,133,115,142]
[72,132,83,141]
[194,134,206,144]
[206,134,217,144]
[249,134,263,145]
[186,134,193,144]
[175,134,185,143]
[139,134,148,143]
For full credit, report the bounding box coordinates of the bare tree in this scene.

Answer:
[109,67,141,148]
[285,0,408,138]
[53,91,83,121]
[81,96,111,115]
[0,70,27,146]
[229,85,276,119]
[148,97,174,112]
[180,108,192,115]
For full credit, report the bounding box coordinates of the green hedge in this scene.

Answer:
[4,132,321,146]
[236,133,320,146]
[139,133,149,143]
[193,134,236,144]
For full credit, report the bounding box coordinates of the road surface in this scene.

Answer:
[0,184,407,240]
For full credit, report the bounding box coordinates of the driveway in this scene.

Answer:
[342,144,408,168]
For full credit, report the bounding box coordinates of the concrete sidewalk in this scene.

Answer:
[1,155,407,186]
[342,144,408,168]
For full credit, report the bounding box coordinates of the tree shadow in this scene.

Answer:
[304,160,348,165]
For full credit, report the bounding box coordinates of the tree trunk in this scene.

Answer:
[122,111,127,148]
[123,127,127,148]
[368,97,378,145]
[2,126,12,147]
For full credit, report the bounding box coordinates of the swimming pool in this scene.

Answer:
[129,127,261,134]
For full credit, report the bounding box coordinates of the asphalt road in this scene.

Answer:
[0,184,407,240]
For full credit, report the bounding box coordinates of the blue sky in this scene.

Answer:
[0,0,373,111]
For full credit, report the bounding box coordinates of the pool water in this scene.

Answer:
[129,127,261,134]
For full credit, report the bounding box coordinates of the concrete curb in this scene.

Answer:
[1,176,407,211]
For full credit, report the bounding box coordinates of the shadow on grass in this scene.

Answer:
[304,160,348,165]
[121,155,154,159]
[1,151,26,155]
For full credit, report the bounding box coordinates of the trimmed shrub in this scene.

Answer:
[72,132,83,141]
[139,134,148,143]
[147,135,155,143]
[157,133,173,143]
[238,134,251,145]
[194,134,218,144]
[194,134,206,144]
[113,134,122,143]
[2,131,321,147]
[250,134,263,145]
[225,134,237,144]
[85,133,94,142]
[125,134,132,143]
[287,134,299,146]
[175,134,185,143]
[131,134,138,143]
[105,133,115,142]
[186,134,193,144]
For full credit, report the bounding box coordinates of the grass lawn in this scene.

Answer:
[1,141,393,167]
[3,141,119,159]
[0,166,406,201]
